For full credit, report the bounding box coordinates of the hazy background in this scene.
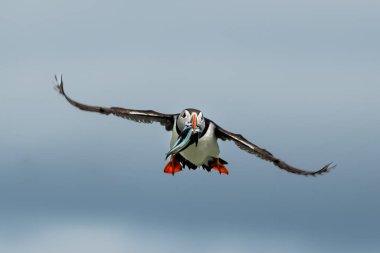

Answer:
[1,0,379,252]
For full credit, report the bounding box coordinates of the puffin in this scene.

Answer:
[55,75,335,176]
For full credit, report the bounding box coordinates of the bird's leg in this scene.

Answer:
[164,155,183,175]
[209,158,229,175]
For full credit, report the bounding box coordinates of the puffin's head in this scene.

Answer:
[166,109,205,159]
[176,109,205,135]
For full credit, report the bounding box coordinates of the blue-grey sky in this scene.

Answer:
[1,0,379,252]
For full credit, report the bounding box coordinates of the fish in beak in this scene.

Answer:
[166,113,202,159]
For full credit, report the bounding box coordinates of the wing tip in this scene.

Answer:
[308,162,336,176]
[54,74,64,95]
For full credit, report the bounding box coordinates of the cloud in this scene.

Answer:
[0,221,298,253]
[1,218,378,253]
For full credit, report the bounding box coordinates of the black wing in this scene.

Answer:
[55,75,176,131]
[214,122,335,176]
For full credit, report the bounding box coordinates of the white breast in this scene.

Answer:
[170,120,220,166]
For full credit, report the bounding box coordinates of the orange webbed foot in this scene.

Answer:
[210,158,229,175]
[164,155,183,175]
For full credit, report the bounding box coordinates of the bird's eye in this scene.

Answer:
[181,112,186,118]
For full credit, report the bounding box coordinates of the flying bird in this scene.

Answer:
[55,75,335,176]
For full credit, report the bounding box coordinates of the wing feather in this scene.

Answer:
[214,122,335,176]
[55,75,176,131]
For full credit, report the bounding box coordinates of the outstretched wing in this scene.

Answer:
[214,122,335,176]
[55,75,176,131]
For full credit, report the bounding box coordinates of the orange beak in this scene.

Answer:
[192,113,197,133]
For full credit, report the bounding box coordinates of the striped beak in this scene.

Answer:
[191,113,197,133]
[191,113,202,146]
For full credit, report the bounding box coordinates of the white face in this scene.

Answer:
[176,109,205,133]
